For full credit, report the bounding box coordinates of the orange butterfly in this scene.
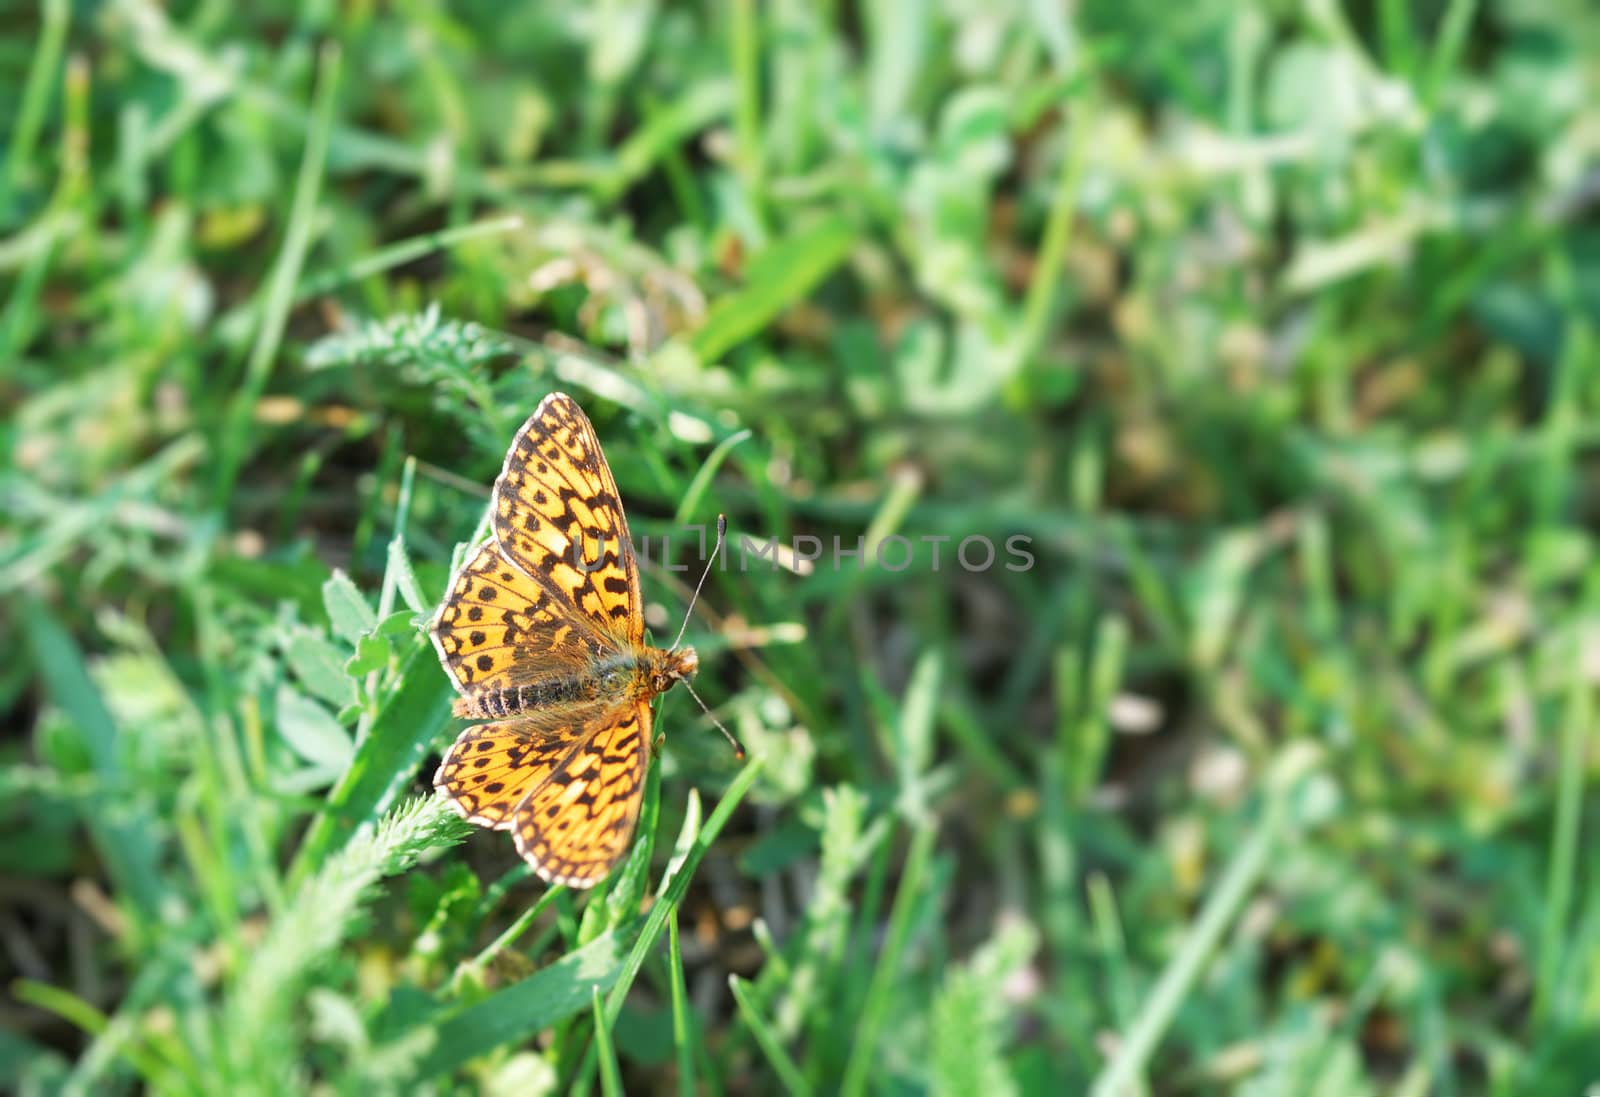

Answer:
[430,392,725,887]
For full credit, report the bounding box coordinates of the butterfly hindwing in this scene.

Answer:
[492,392,644,644]
[511,701,652,887]
[433,714,594,830]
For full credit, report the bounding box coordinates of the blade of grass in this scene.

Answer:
[3,0,70,197]
[596,79,733,201]
[839,821,936,1097]
[860,466,923,574]
[731,0,766,231]
[729,975,811,1097]
[65,955,206,1094]
[1377,0,1421,75]
[604,757,765,1025]
[1424,0,1481,105]
[12,980,168,1089]
[936,693,1028,791]
[25,604,163,930]
[669,912,697,1097]
[219,215,526,336]
[1089,748,1321,1097]
[417,929,627,1077]
[592,987,624,1097]
[644,92,709,230]
[1088,873,1140,1038]
[842,819,893,1026]
[893,649,940,822]
[865,0,924,131]
[214,42,341,507]
[0,207,65,357]
[674,428,752,527]
[1534,652,1591,1021]
[358,456,425,750]
[456,885,566,992]
[687,216,854,363]
[1011,73,1097,380]
[562,759,763,1093]
[1073,614,1128,803]
[297,216,528,299]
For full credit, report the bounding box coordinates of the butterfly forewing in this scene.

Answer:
[430,540,611,695]
[492,393,644,644]
[511,701,652,888]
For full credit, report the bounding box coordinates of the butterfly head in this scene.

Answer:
[650,646,699,694]
[646,645,745,759]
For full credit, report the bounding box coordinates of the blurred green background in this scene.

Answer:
[4,0,1600,1093]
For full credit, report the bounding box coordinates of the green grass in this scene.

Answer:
[4,1,1600,1093]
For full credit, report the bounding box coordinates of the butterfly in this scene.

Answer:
[429,391,722,888]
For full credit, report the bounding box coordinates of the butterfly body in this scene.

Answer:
[430,392,701,889]
[450,647,699,721]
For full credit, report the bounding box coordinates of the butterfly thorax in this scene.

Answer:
[451,646,698,720]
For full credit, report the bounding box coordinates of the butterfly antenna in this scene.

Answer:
[681,677,745,760]
[669,513,726,652]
